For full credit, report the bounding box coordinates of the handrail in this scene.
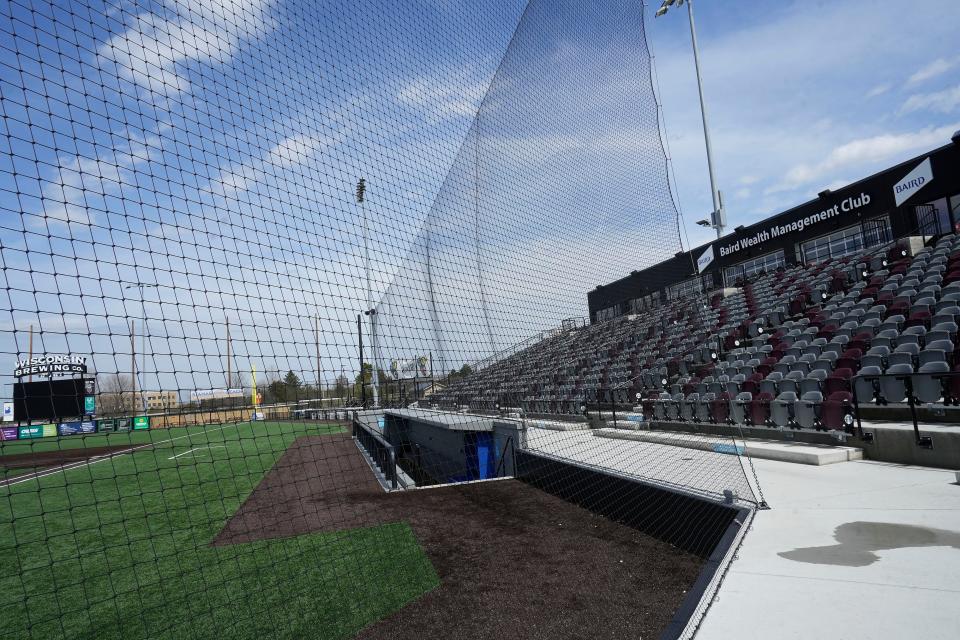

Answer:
[850,370,954,449]
[352,418,399,488]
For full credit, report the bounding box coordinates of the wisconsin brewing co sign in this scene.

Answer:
[14,355,87,378]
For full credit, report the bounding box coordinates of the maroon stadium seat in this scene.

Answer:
[711,392,731,423]
[821,391,853,430]
[750,392,774,426]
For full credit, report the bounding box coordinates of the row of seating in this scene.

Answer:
[430,233,960,430]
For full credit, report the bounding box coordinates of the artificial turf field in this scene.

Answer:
[0,421,439,640]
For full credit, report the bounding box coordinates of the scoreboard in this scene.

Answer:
[13,378,93,423]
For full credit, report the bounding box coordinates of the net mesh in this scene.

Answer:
[1,0,759,638]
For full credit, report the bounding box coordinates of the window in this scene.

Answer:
[800,217,891,264]
[666,274,711,301]
[723,250,785,286]
[596,305,620,322]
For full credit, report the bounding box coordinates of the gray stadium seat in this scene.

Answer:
[760,372,783,395]
[914,362,949,404]
[771,391,797,428]
[800,369,827,395]
[680,393,697,421]
[730,392,752,425]
[854,365,882,405]
[879,363,913,404]
[696,393,714,422]
[779,370,804,394]
[795,391,822,429]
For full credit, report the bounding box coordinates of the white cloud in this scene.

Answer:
[397,72,487,122]
[901,85,960,114]
[866,83,892,98]
[908,57,957,86]
[99,0,275,98]
[770,123,960,193]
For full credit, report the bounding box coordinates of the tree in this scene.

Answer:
[97,373,133,416]
[283,370,301,388]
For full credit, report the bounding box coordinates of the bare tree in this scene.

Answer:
[98,373,133,416]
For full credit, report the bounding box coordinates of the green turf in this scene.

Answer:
[0,421,438,639]
[0,420,348,457]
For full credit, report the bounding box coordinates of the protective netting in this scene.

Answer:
[1,1,758,638]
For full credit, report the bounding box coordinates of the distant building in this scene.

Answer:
[140,391,178,411]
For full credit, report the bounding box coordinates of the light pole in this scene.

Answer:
[356,178,379,408]
[125,283,159,412]
[656,0,725,239]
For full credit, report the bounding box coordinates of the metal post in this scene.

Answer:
[358,313,366,408]
[130,319,136,415]
[685,0,724,239]
[226,316,232,389]
[27,324,33,383]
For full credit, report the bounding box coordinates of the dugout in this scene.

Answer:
[380,409,523,485]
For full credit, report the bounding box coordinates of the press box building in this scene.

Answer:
[589,136,960,322]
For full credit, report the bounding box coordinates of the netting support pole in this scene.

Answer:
[358,313,366,408]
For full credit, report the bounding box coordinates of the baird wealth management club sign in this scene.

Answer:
[717,192,872,261]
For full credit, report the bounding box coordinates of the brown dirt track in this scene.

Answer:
[214,434,703,640]
[0,444,137,470]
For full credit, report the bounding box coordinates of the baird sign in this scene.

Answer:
[14,355,87,378]
[719,192,871,259]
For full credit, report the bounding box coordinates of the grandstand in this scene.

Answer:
[431,139,960,456]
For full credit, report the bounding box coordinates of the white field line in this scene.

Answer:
[0,423,242,489]
[168,445,228,460]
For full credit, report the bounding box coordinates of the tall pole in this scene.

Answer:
[358,313,366,408]
[315,315,321,397]
[685,0,724,239]
[357,177,379,407]
[226,316,231,389]
[27,324,33,383]
[130,319,136,414]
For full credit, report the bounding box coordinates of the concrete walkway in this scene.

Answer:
[697,457,960,640]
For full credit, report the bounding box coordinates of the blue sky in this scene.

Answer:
[2,0,960,399]
[646,0,960,249]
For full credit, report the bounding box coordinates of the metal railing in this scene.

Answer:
[849,370,960,449]
[352,418,399,489]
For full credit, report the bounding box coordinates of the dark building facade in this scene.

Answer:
[588,137,960,322]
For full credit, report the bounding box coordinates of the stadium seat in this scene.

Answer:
[680,393,697,421]
[914,362,949,404]
[750,391,774,426]
[731,392,752,425]
[711,392,732,423]
[800,369,828,395]
[825,368,853,395]
[821,391,854,431]
[771,391,797,428]
[854,365,882,405]
[879,363,913,404]
[794,391,822,429]
[696,393,714,422]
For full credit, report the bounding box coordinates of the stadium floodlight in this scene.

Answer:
[124,283,160,412]
[357,177,379,408]
[695,219,711,227]
[655,0,725,239]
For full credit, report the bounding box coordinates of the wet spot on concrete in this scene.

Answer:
[779,522,960,567]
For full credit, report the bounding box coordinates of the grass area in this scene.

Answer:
[0,420,349,457]
[0,421,438,639]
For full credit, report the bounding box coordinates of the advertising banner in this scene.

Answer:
[84,396,96,414]
[18,425,43,439]
[133,416,150,430]
[389,356,430,380]
[98,418,117,432]
[58,421,83,436]
[42,423,58,438]
[2,402,12,422]
[116,417,132,432]
[0,427,18,440]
